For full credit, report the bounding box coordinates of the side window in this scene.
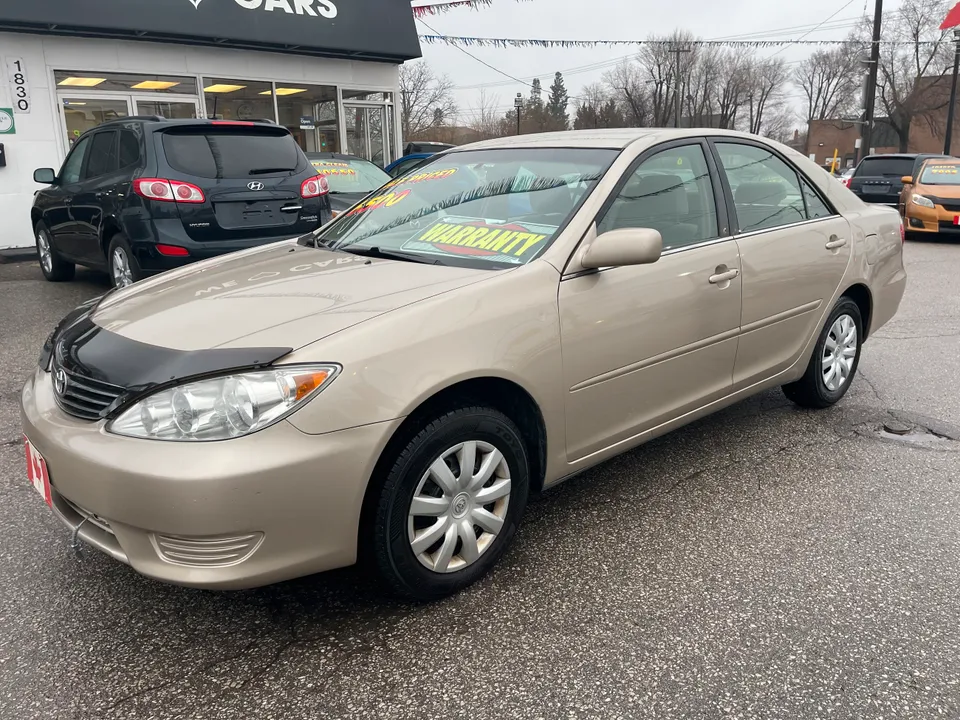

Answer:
[801,179,832,219]
[390,157,421,178]
[59,136,91,185]
[598,143,719,251]
[715,142,806,233]
[118,129,141,170]
[83,131,119,180]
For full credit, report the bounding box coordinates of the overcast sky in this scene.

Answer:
[413,0,893,124]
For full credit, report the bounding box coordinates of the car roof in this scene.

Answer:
[86,117,283,134]
[863,153,948,159]
[453,127,773,151]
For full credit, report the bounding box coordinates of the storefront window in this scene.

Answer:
[62,98,129,149]
[274,84,339,154]
[203,78,275,122]
[55,71,199,95]
[342,90,392,102]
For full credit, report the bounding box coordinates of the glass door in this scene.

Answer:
[135,96,200,119]
[343,104,389,167]
[59,95,131,150]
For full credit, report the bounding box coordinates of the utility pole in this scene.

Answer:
[858,0,883,163]
[945,29,960,154]
[668,44,691,129]
[514,93,523,135]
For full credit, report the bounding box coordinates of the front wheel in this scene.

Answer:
[783,297,863,408]
[368,406,530,601]
[35,223,75,282]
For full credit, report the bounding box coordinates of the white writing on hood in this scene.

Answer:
[233,0,337,18]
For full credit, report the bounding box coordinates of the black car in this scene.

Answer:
[305,152,392,216]
[31,116,332,287]
[847,152,952,207]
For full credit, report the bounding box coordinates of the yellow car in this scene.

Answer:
[900,159,960,236]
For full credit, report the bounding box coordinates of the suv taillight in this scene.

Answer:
[899,217,905,243]
[300,175,329,199]
[843,177,852,188]
[133,178,205,204]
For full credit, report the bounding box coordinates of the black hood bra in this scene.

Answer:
[41,291,292,418]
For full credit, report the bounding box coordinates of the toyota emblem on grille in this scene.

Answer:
[54,368,67,396]
[247,181,264,191]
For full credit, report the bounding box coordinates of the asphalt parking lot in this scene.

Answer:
[2,243,960,720]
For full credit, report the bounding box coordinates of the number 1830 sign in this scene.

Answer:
[6,57,31,114]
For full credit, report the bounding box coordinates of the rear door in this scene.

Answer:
[71,129,120,264]
[849,156,915,206]
[710,139,852,388]
[156,124,325,243]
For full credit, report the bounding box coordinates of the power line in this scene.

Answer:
[769,0,860,57]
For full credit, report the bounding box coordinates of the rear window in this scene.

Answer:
[856,157,914,178]
[161,129,301,179]
[308,156,391,193]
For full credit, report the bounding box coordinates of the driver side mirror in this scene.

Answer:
[901,176,913,185]
[33,168,56,184]
[581,227,663,269]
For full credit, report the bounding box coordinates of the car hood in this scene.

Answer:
[915,182,960,199]
[92,240,493,351]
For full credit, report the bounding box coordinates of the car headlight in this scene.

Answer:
[107,364,340,441]
[912,194,935,209]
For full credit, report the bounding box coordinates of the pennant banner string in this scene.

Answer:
[411,0,529,17]
[418,34,944,48]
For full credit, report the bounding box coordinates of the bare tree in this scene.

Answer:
[745,56,789,135]
[573,82,626,129]
[399,61,458,140]
[602,59,650,126]
[465,89,503,140]
[874,0,954,151]
[794,45,861,152]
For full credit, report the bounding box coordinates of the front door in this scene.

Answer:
[343,104,388,166]
[44,135,92,259]
[559,141,742,462]
[709,140,852,389]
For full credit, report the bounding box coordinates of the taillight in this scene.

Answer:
[156,244,190,257]
[211,120,255,126]
[899,217,905,243]
[301,175,329,199]
[133,178,205,203]
[843,177,852,188]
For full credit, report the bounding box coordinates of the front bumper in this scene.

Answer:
[904,202,960,234]
[20,367,401,589]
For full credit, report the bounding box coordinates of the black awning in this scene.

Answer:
[0,0,421,63]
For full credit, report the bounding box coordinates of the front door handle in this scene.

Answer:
[825,236,847,249]
[709,268,739,284]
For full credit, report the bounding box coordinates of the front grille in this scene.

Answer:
[151,532,264,568]
[937,221,960,233]
[60,495,114,536]
[53,363,124,421]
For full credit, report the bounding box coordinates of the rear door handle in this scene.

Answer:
[709,268,739,284]
[825,237,847,249]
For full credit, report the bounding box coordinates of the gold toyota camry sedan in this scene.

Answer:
[21,129,906,601]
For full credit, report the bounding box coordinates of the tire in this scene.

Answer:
[34,222,75,282]
[107,234,142,289]
[367,406,530,601]
[783,297,863,409]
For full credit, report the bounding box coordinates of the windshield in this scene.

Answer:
[308,147,618,268]
[856,157,914,178]
[308,156,390,193]
[919,162,960,185]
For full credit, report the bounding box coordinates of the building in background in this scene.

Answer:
[0,0,420,250]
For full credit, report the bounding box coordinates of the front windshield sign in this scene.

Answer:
[921,163,960,184]
[312,147,618,268]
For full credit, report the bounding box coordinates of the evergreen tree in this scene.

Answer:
[546,72,569,130]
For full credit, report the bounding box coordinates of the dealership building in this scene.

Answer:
[0,0,421,250]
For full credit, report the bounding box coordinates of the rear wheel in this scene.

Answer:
[35,223,75,282]
[108,235,142,288]
[367,406,530,601]
[783,297,863,409]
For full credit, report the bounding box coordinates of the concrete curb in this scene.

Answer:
[0,247,37,264]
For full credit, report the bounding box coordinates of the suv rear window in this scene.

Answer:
[161,129,301,179]
[856,157,914,178]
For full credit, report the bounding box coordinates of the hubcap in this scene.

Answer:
[407,440,511,574]
[37,231,53,273]
[822,314,857,391]
[111,248,133,288]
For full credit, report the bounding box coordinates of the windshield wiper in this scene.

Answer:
[342,246,443,265]
[248,167,294,175]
